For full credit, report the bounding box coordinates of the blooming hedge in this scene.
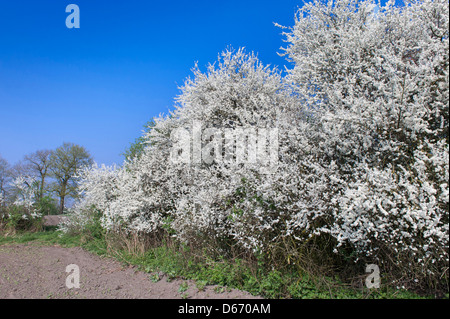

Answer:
[61,0,449,291]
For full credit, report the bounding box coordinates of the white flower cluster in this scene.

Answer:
[10,175,42,219]
[278,0,449,267]
[63,0,448,282]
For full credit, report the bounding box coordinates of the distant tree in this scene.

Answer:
[122,120,156,161]
[5,161,33,203]
[0,155,11,205]
[23,149,53,200]
[50,143,93,214]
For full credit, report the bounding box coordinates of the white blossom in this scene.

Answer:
[63,0,449,286]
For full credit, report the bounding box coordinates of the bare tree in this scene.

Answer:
[23,149,53,201]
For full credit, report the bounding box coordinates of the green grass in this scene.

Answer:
[0,226,105,255]
[0,228,436,299]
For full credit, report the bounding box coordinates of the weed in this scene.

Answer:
[178,281,189,293]
[214,286,226,294]
[150,273,161,283]
[195,280,208,292]
[181,292,189,299]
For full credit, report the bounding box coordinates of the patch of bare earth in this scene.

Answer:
[0,243,260,299]
[42,215,67,227]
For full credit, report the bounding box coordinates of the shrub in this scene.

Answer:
[62,0,449,295]
[35,196,59,216]
[4,205,43,233]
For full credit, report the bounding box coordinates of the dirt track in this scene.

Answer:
[0,242,260,299]
[0,216,259,299]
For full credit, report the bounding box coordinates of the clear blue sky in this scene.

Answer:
[0,0,303,166]
[0,0,394,167]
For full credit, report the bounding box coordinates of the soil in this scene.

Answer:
[0,216,261,299]
[43,215,68,226]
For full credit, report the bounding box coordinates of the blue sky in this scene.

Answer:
[0,0,305,166]
[0,0,394,167]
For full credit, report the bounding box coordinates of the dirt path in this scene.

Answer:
[0,242,260,299]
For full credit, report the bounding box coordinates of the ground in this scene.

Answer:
[0,243,261,299]
[0,216,260,299]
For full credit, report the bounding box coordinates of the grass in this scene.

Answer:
[0,226,435,299]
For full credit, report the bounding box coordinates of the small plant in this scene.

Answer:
[150,272,160,283]
[178,281,189,293]
[214,286,225,294]
[166,271,176,282]
[181,292,189,299]
[144,266,153,273]
[196,280,208,292]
